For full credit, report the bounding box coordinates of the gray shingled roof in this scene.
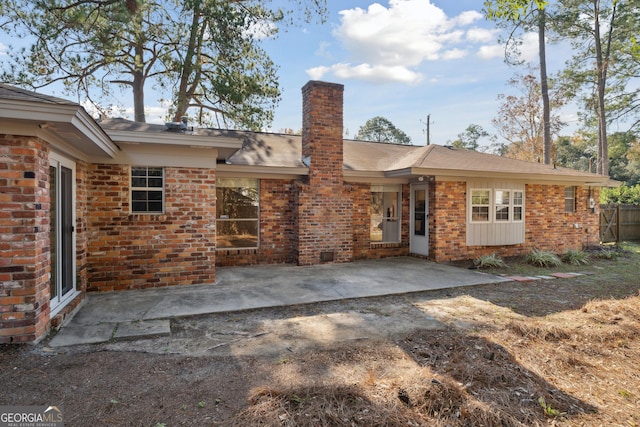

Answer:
[0,84,78,106]
[226,131,608,180]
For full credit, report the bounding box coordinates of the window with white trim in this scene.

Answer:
[564,186,576,213]
[470,189,524,223]
[513,191,524,221]
[471,189,490,222]
[131,167,164,213]
[371,185,401,243]
[495,190,510,221]
[216,178,259,249]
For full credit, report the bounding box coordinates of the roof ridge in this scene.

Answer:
[385,143,435,171]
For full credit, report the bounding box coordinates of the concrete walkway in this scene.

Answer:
[48,257,510,347]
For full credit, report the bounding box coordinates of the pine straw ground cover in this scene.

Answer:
[228,245,640,427]
[227,295,640,427]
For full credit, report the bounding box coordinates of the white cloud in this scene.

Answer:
[442,49,467,60]
[476,32,540,63]
[306,65,330,80]
[519,32,540,63]
[307,63,422,84]
[310,0,487,84]
[0,42,7,56]
[477,44,504,60]
[315,41,333,59]
[466,27,498,43]
[452,10,483,26]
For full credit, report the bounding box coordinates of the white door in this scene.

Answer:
[49,153,77,315]
[410,184,429,256]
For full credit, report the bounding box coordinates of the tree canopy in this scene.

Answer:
[450,124,492,151]
[0,0,326,130]
[492,72,565,162]
[354,116,412,145]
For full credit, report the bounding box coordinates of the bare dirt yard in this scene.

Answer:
[2,243,639,426]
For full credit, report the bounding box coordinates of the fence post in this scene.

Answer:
[616,204,620,243]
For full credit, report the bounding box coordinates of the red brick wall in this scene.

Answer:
[296,183,353,265]
[352,183,410,259]
[216,179,296,266]
[525,184,600,252]
[431,181,467,261]
[87,164,217,291]
[0,135,51,343]
[430,180,601,262]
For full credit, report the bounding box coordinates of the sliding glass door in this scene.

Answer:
[49,153,76,314]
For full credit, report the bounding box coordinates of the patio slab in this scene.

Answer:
[48,257,511,347]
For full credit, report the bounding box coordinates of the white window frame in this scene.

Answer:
[371,184,402,243]
[513,190,524,222]
[216,177,260,249]
[470,189,491,223]
[564,186,576,213]
[130,166,165,214]
[470,188,525,224]
[495,189,511,222]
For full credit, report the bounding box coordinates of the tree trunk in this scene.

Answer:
[172,7,201,123]
[593,0,609,176]
[538,8,552,165]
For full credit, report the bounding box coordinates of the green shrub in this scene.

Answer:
[473,253,507,269]
[562,249,590,265]
[526,249,562,267]
[600,184,640,204]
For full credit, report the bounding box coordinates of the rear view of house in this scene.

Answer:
[0,81,610,343]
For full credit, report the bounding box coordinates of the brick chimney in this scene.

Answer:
[296,81,352,265]
[302,81,344,187]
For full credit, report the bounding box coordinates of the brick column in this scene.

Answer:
[0,135,50,343]
[296,81,353,265]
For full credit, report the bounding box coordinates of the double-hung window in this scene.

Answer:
[217,178,259,249]
[131,167,164,213]
[470,190,490,222]
[468,183,525,246]
[470,189,524,223]
[565,186,576,213]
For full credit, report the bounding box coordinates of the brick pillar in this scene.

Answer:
[0,135,50,343]
[296,81,353,265]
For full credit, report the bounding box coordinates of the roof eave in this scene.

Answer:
[104,128,243,150]
[385,167,613,185]
[0,99,118,158]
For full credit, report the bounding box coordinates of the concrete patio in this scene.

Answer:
[47,257,510,347]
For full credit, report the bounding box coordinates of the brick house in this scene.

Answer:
[1,81,610,343]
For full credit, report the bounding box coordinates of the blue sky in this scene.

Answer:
[0,0,580,147]
[260,0,578,146]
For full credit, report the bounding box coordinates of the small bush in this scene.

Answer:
[526,249,562,267]
[473,253,506,269]
[562,249,590,265]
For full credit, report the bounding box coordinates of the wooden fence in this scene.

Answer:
[600,204,640,243]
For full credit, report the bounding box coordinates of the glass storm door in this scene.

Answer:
[410,184,429,256]
[49,153,76,313]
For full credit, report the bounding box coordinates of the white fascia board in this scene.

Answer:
[0,99,118,158]
[70,110,119,158]
[94,144,218,169]
[105,129,242,150]
[343,170,408,184]
[386,167,611,186]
